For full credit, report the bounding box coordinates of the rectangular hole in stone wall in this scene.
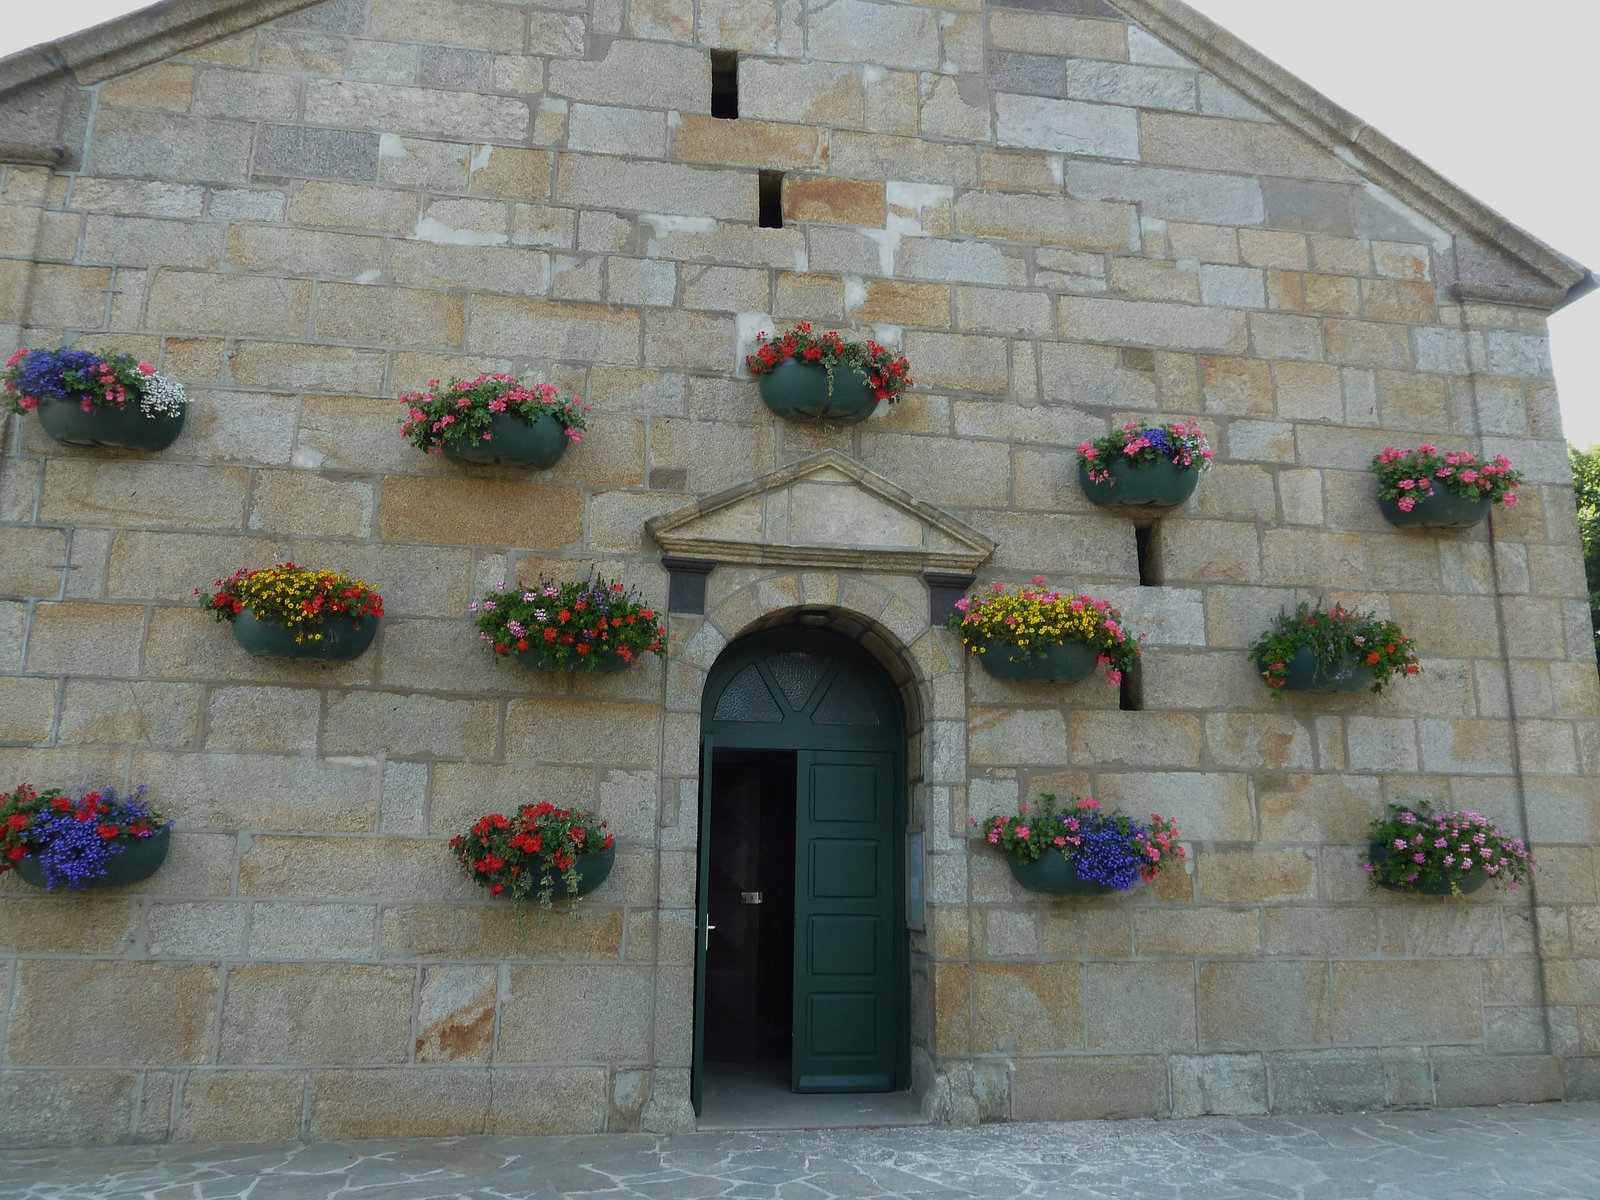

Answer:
[711,50,739,119]
[758,170,784,228]
[1135,521,1162,586]
[1119,661,1144,711]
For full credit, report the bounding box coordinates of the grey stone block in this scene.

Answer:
[1267,1049,1385,1113]
[1068,161,1264,225]
[1170,1053,1267,1117]
[990,53,1065,97]
[276,0,368,33]
[420,45,492,90]
[255,124,380,181]
[1262,178,1359,236]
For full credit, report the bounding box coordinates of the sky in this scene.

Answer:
[1,0,1596,448]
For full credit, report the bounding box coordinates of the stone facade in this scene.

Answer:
[1,0,1597,1148]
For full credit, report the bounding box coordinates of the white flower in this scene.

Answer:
[137,373,188,418]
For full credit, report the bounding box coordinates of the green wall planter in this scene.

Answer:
[1270,646,1374,694]
[232,610,380,661]
[35,396,185,451]
[756,359,880,422]
[1368,842,1490,896]
[443,412,570,468]
[545,845,615,899]
[1007,850,1121,897]
[13,826,171,890]
[1078,456,1200,509]
[975,641,1100,683]
[1378,490,1492,531]
[514,647,633,673]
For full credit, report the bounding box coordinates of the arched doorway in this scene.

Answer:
[692,624,910,1115]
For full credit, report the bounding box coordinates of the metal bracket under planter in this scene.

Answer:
[662,556,716,615]
[924,570,976,626]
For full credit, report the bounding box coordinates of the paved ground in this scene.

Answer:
[3,1103,1598,1199]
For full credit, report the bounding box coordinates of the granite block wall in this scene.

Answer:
[0,0,1596,1146]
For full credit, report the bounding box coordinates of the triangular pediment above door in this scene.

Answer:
[645,450,995,574]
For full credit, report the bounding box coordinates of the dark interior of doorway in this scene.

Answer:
[705,749,796,1072]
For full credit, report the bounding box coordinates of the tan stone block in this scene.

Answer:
[1159,520,1260,583]
[0,676,56,743]
[902,331,1007,392]
[240,835,474,902]
[1084,961,1196,1051]
[1362,278,1436,323]
[505,699,661,767]
[297,393,438,472]
[107,531,285,602]
[0,1070,139,1148]
[781,176,885,225]
[287,181,419,233]
[1133,908,1259,956]
[470,145,553,200]
[1140,112,1356,183]
[175,1071,303,1141]
[487,1066,608,1134]
[246,471,370,539]
[311,1067,489,1138]
[1071,710,1201,768]
[377,476,582,548]
[1391,593,1500,657]
[971,961,1081,1053]
[469,296,640,363]
[742,58,865,127]
[829,131,975,188]
[312,283,462,347]
[229,342,387,394]
[672,114,826,169]
[1200,961,1329,1048]
[500,964,651,1059]
[22,602,144,676]
[1258,773,1382,843]
[1011,1055,1168,1121]
[643,309,735,370]
[99,63,196,111]
[225,226,383,278]
[134,750,380,832]
[1376,370,1448,427]
[1331,960,1482,1043]
[1199,849,1315,903]
[0,898,134,952]
[846,281,948,327]
[1204,712,1314,770]
[955,191,1131,251]
[380,902,624,961]
[979,150,1060,194]
[220,963,412,1064]
[1259,528,1364,586]
[415,965,497,1063]
[1324,319,1411,369]
[1240,228,1309,270]
[1199,355,1273,416]
[325,691,499,758]
[203,686,320,754]
[988,10,1128,59]
[9,962,216,1064]
[25,264,114,327]
[143,270,308,337]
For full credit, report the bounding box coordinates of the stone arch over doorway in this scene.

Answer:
[643,568,975,1130]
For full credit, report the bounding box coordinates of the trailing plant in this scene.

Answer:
[947,577,1143,684]
[1076,420,1212,483]
[471,574,664,671]
[197,563,384,644]
[1,784,169,890]
[974,794,1183,889]
[744,321,913,405]
[1250,602,1419,694]
[451,802,614,913]
[4,347,188,418]
[398,373,589,455]
[1364,801,1534,895]
[1572,444,1600,669]
[1370,444,1522,513]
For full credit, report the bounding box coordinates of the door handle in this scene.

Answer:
[703,917,716,952]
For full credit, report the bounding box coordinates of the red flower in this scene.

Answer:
[97,824,120,839]
[5,845,24,860]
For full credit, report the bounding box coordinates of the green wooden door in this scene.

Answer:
[793,749,899,1092]
[695,627,908,1109]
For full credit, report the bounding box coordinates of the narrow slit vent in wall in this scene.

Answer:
[1119,662,1145,712]
[711,50,739,119]
[1135,521,1161,586]
[758,170,784,228]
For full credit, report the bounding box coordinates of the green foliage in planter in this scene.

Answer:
[1572,443,1600,669]
[1249,602,1419,695]
[1364,801,1534,896]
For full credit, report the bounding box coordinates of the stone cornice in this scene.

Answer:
[645,450,997,574]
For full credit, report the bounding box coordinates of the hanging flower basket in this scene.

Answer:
[949,577,1143,686]
[1249,603,1418,696]
[2,784,171,891]
[452,802,616,914]
[399,374,587,467]
[979,793,1183,897]
[1363,801,1533,897]
[1077,421,1211,509]
[472,574,664,673]
[198,564,384,662]
[1370,445,1521,530]
[5,348,189,451]
[974,641,1100,683]
[745,322,912,422]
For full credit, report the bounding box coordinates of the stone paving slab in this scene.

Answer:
[2,1103,1599,1199]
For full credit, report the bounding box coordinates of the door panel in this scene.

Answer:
[792,749,898,1093]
